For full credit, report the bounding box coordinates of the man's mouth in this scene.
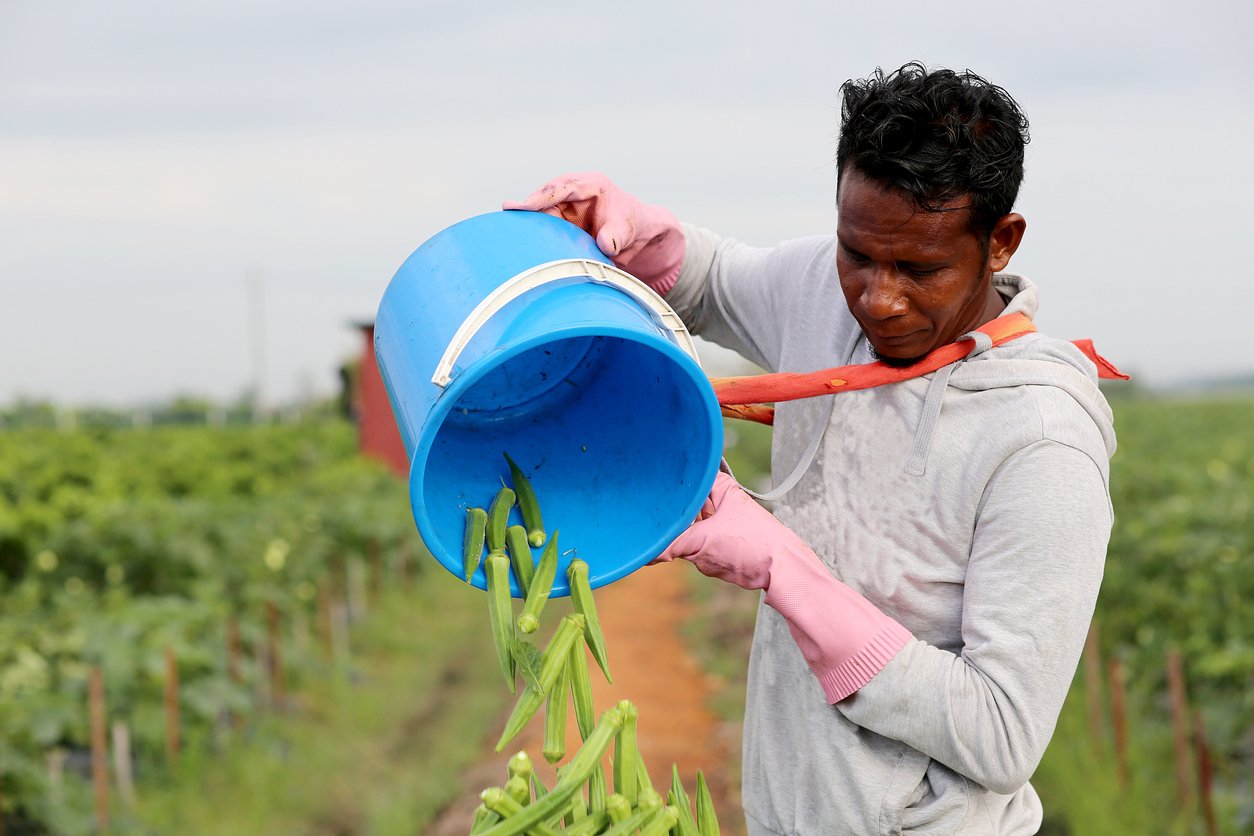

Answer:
[870,329,922,346]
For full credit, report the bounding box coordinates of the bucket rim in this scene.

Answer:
[408,321,722,596]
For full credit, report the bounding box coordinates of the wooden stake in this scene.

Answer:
[1165,648,1193,810]
[1083,621,1104,748]
[164,646,180,762]
[1108,657,1130,788]
[1193,711,1217,836]
[266,601,285,710]
[111,721,137,809]
[88,667,109,832]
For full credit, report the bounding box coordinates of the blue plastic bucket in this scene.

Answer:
[374,210,723,597]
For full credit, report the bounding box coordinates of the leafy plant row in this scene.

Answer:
[0,422,423,833]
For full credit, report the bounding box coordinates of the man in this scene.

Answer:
[506,63,1115,835]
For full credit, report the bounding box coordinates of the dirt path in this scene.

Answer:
[425,564,744,835]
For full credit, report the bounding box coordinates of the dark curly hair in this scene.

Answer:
[836,63,1030,238]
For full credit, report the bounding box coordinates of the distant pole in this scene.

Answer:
[88,667,110,832]
[1083,621,1104,748]
[1166,649,1193,810]
[1194,710,1217,836]
[249,273,267,420]
[1108,657,1130,788]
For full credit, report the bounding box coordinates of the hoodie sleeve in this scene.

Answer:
[834,438,1112,795]
[666,224,833,373]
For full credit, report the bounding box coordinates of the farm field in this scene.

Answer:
[2,392,1250,834]
[0,422,513,833]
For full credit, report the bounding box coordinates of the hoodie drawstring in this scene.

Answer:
[905,329,994,477]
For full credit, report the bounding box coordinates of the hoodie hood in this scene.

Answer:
[948,273,1117,461]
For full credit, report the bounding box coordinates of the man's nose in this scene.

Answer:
[860,267,908,320]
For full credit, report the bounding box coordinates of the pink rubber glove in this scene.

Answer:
[654,472,913,703]
[503,172,685,295]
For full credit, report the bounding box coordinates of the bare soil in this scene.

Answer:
[424,564,746,835]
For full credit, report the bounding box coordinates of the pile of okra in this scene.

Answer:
[459,452,722,835]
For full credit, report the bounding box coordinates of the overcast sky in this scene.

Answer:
[2,0,1251,407]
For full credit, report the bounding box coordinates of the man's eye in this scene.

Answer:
[904,266,939,278]
[843,249,869,264]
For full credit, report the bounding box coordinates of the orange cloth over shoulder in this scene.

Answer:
[710,313,1128,426]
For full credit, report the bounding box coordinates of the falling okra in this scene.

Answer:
[485,551,516,694]
[505,524,535,595]
[487,486,515,557]
[504,451,546,547]
[463,507,488,582]
[457,453,721,835]
[568,558,612,683]
[517,532,558,635]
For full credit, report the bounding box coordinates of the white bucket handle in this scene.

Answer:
[432,258,698,388]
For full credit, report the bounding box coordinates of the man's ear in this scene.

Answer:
[988,213,1026,272]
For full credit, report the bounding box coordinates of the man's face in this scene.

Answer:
[836,167,1005,364]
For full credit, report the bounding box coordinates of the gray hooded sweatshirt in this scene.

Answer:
[667,226,1116,835]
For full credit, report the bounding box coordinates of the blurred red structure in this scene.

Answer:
[354,323,408,477]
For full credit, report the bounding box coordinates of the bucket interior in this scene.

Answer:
[414,334,720,597]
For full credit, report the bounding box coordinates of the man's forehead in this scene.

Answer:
[838,174,974,248]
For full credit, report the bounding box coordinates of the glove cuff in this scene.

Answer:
[811,621,912,703]
[645,264,681,297]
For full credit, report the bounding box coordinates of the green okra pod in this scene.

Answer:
[504,451,546,547]
[504,775,530,808]
[567,639,596,741]
[530,771,547,801]
[566,776,587,824]
[542,657,570,764]
[495,613,586,751]
[638,786,663,812]
[487,486,516,556]
[506,750,533,785]
[480,707,625,836]
[495,688,543,754]
[463,507,488,582]
[479,788,558,836]
[587,763,609,816]
[553,765,584,827]
[485,551,516,694]
[559,811,609,836]
[613,699,639,806]
[567,558,612,682]
[505,524,535,596]
[599,806,663,836]
[517,530,559,635]
[695,770,720,836]
[669,764,699,836]
[605,793,631,824]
